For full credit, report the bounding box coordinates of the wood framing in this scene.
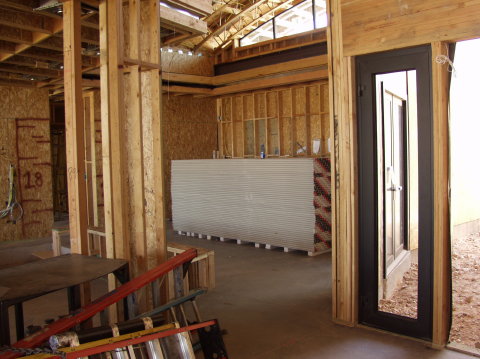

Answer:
[97,0,167,311]
[218,81,329,158]
[341,0,480,57]
[162,0,212,17]
[328,0,357,326]
[63,0,88,255]
[160,5,207,34]
[431,41,451,348]
[193,0,268,51]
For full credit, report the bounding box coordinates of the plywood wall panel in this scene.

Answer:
[0,86,52,241]
[243,94,254,120]
[161,51,214,76]
[0,86,50,118]
[266,92,277,118]
[342,0,480,56]
[163,95,217,218]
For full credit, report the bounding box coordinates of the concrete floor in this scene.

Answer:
[0,229,476,359]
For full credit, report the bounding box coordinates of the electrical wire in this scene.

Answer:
[0,164,24,224]
[435,44,456,76]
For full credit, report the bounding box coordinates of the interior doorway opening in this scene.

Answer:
[449,38,480,351]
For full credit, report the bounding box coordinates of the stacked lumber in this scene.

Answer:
[171,158,331,254]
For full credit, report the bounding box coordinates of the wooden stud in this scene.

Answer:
[431,41,451,348]
[63,0,88,255]
[128,0,148,312]
[147,0,168,269]
[305,86,312,155]
[105,0,130,261]
[328,0,357,326]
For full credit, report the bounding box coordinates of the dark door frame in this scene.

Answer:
[357,45,434,340]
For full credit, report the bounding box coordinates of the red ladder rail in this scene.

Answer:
[0,249,197,359]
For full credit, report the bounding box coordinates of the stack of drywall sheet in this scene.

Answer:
[172,158,331,253]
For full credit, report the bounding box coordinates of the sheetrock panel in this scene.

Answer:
[172,158,330,252]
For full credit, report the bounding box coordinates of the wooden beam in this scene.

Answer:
[63,0,89,255]
[431,41,451,349]
[213,68,328,95]
[160,5,208,34]
[0,63,61,78]
[162,72,213,85]
[213,55,328,85]
[162,0,212,17]
[193,0,268,51]
[162,84,212,95]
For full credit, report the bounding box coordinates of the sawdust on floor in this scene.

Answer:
[378,233,479,348]
[450,232,480,348]
[378,263,418,319]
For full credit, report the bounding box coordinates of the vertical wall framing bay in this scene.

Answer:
[217,81,329,158]
[327,0,357,325]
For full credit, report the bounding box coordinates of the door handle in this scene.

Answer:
[387,185,403,192]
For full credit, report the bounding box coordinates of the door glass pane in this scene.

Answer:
[375,70,419,319]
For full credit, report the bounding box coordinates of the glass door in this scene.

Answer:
[357,46,433,340]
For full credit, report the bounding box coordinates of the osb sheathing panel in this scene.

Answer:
[266,92,277,118]
[221,122,232,157]
[254,93,266,118]
[234,122,243,157]
[161,52,214,76]
[0,119,53,241]
[0,86,52,241]
[163,94,217,218]
[0,86,50,118]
